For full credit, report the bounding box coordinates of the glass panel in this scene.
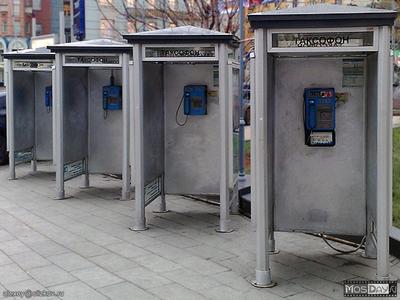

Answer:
[272,31,374,48]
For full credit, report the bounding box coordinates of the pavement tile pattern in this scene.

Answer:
[0,163,399,300]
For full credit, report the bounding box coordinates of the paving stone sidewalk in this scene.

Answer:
[0,163,399,300]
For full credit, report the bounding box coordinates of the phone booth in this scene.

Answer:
[123,26,240,232]
[3,48,55,179]
[249,5,396,287]
[48,40,131,200]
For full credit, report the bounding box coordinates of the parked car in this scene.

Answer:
[0,92,7,165]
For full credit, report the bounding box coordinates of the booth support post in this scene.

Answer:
[7,61,15,180]
[249,53,256,227]
[217,43,232,233]
[252,28,274,288]
[131,44,147,231]
[55,53,65,199]
[52,67,57,163]
[129,61,135,185]
[121,53,130,201]
[376,25,391,280]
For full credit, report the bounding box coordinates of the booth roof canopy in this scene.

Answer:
[123,26,239,46]
[2,47,54,60]
[248,4,397,29]
[48,39,132,53]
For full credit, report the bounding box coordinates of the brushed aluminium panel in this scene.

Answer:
[13,72,35,152]
[63,67,88,163]
[164,63,220,195]
[273,57,366,235]
[34,71,53,160]
[88,68,123,174]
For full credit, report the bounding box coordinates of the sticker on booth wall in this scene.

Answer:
[342,59,364,87]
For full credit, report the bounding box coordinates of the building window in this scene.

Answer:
[14,0,20,16]
[100,19,114,38]
[32,0,41,10]
[2,22,7,33]
[14,21,20,35]
[36,23,42,35]
[25,22,31,35]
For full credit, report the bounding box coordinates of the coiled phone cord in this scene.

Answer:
[175,95,188,127]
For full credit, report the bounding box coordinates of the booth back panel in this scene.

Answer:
[274,58,366,235]
[164,64,220,195]
[143,63,164,185]
[63,68,88,163]
[34,72,53,160]
[88,69,122,174]
[13,72,35,152]
[366,54,378,232]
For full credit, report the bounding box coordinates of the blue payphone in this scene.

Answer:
[176,85,207,126]
[45,86,52,111]
[102,74,122,118]
[304,88,336,147]
[184,85,207,116]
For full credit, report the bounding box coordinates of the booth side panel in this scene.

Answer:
[273,58,366,235]
[164,64,220,195]
[143,63,164,185]
[63,68,88,164]
[13,72,35,152]
[34,72,53,161]
[366,54,378,238]
[88,69,123,174]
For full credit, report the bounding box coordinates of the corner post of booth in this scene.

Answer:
[217,42,232,233]
[52,66,57,163]
[4,58,10,152]
[376,25,392,280]
[121,52,131,201]
[129,60,135,186]
[7,60,15,180]
[249,52,257,227]
[55,52,65,200]
[131,43,147,231]
[252,28,274,288]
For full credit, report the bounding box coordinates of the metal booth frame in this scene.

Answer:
[48,40,132,201]
[249,5,397,287]
[3,49,55,180]
[123,26,240,233]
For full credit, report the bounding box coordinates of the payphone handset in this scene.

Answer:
[176,85,207,126]
[304,88,336,147]
[45,86,52,112]
[102,74,122,119]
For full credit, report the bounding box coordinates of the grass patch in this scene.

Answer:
[393,128,400,227]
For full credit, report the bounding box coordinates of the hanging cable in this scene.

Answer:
[175,94,188,126]
[319,233,366,254]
